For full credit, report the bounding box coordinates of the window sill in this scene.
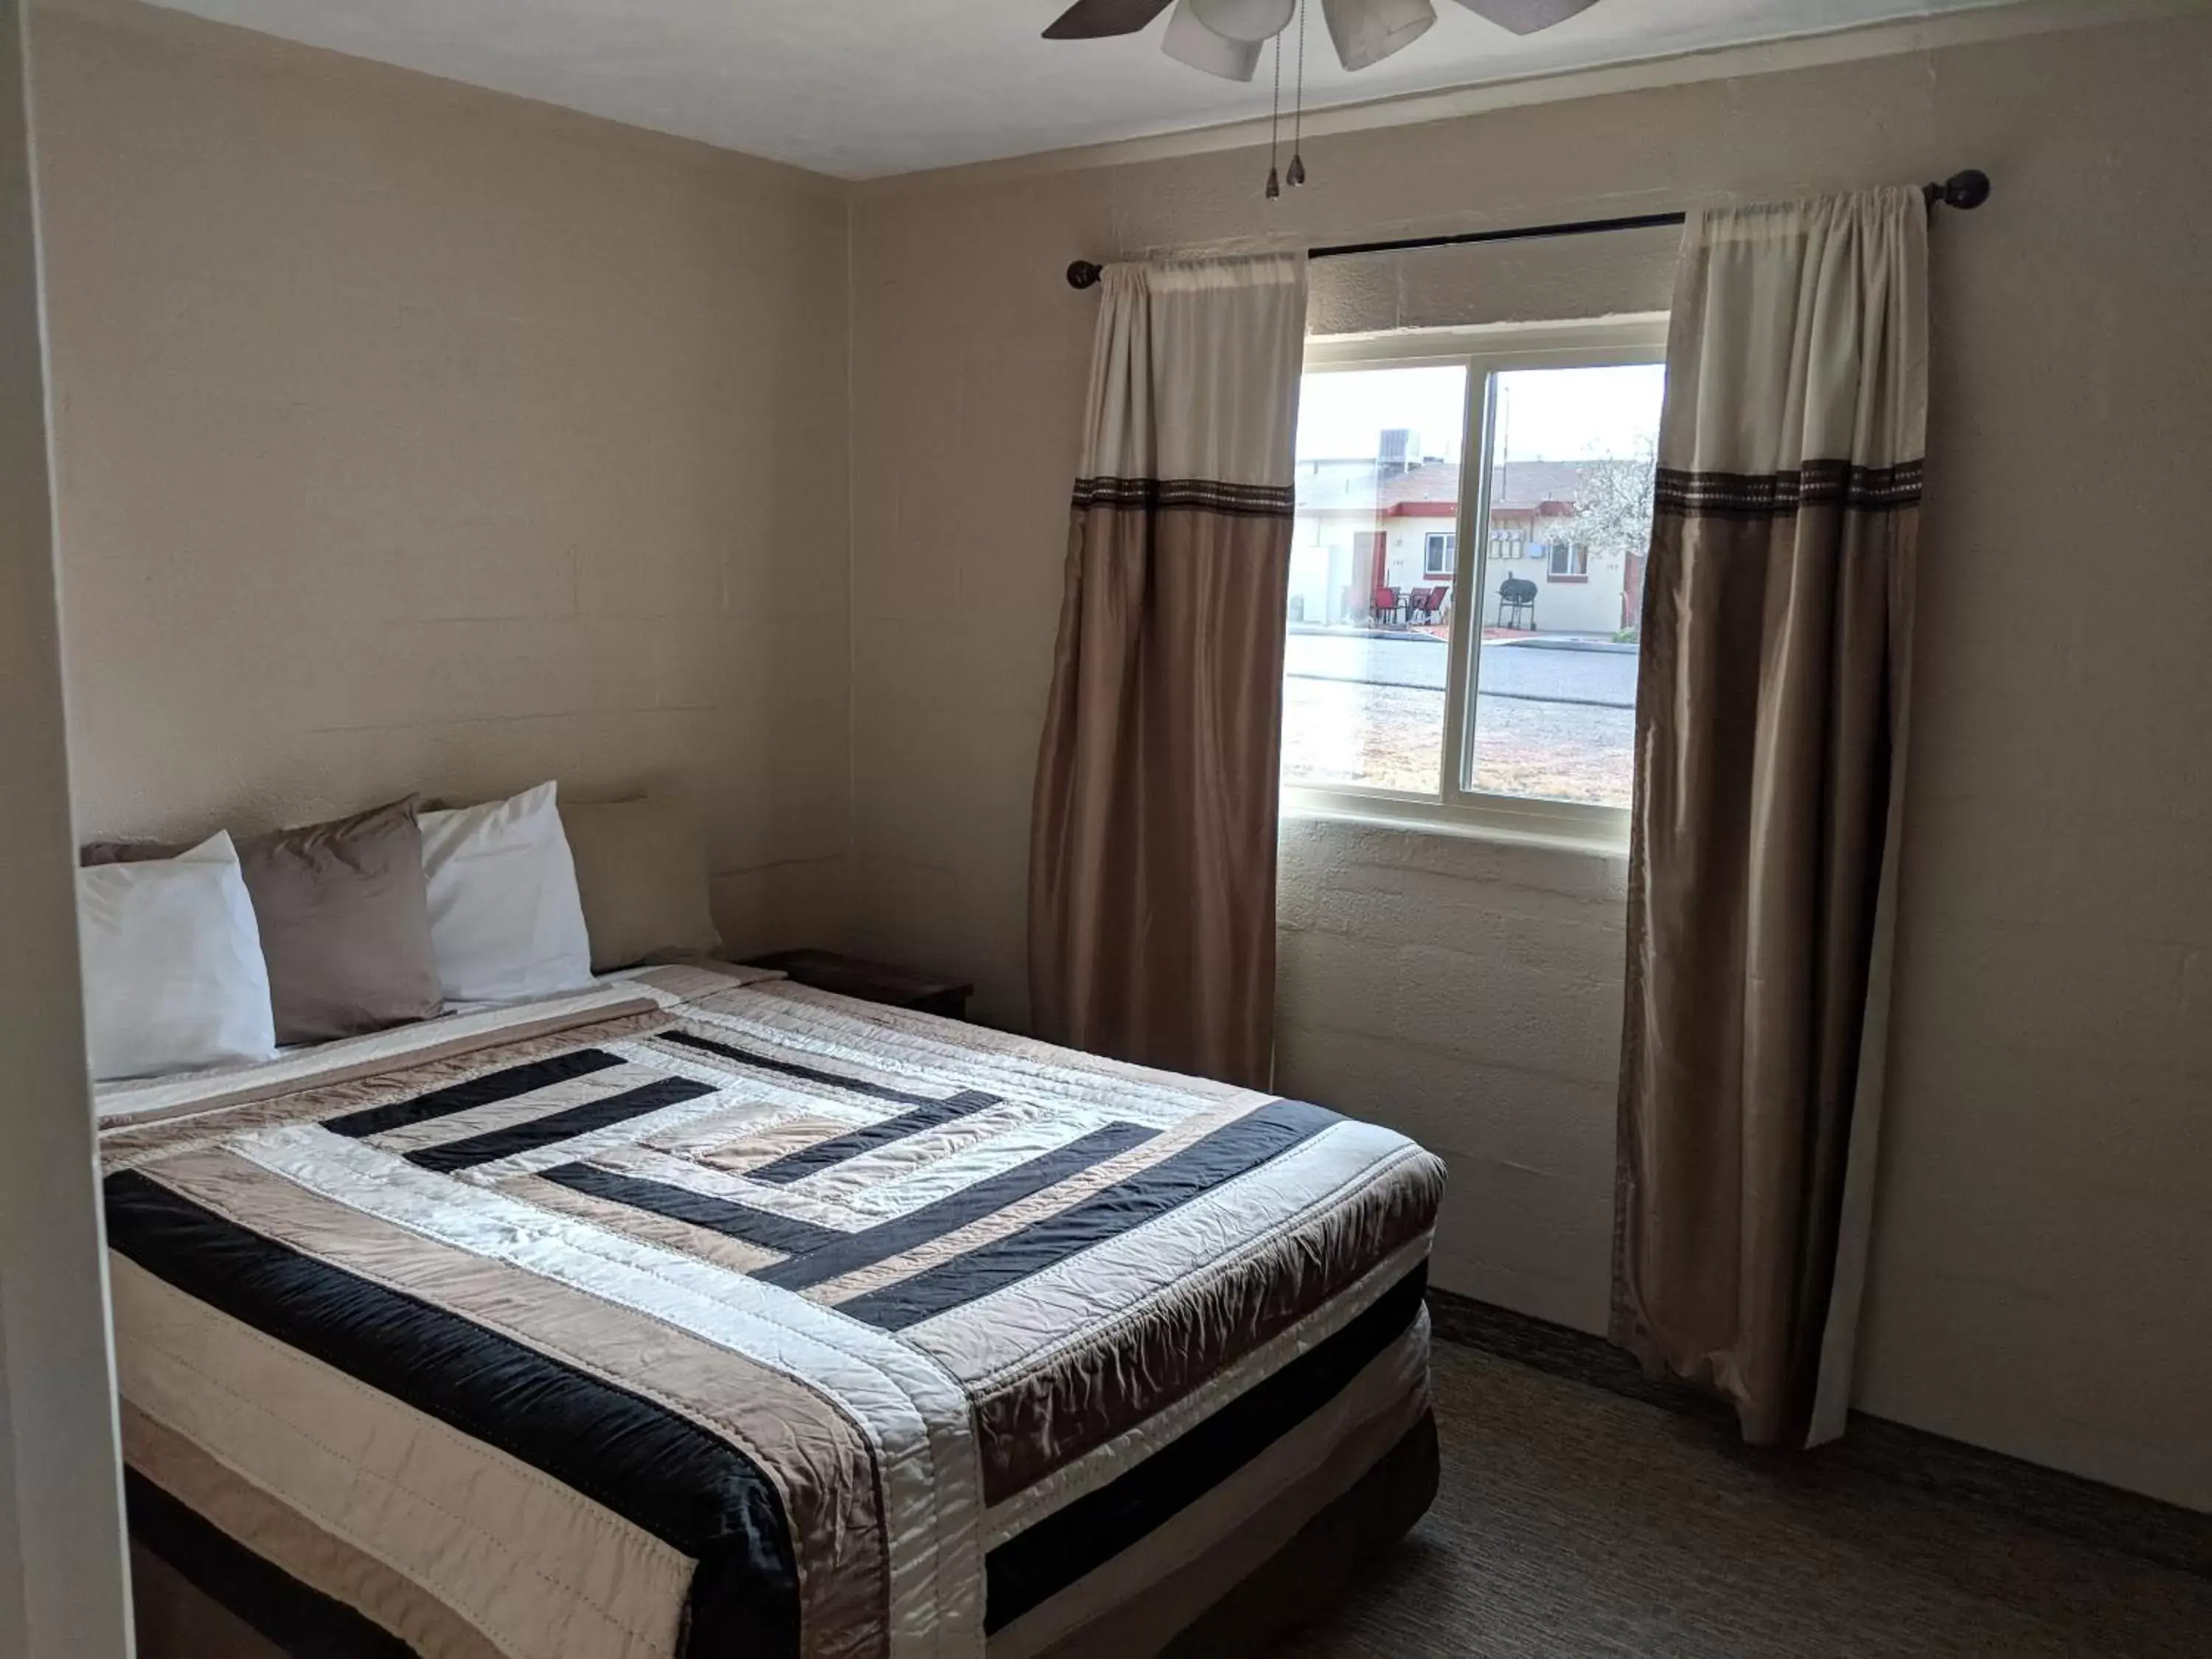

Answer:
[1281,790,1628,858]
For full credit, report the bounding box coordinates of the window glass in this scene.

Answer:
[1465,363,1664,807]
[1280,339,1666,821]
[1281,364,1467,795]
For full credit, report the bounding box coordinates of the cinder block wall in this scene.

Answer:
[32,0,854,954]
[1277,820,1627,1331]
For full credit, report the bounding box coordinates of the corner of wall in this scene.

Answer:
[837,175,860,953]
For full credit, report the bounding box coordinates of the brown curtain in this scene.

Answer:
[1027,255,1308,1088]
[1615,191,1928,1448]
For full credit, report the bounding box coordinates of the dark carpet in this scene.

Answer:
[1281,1318,2212,1658]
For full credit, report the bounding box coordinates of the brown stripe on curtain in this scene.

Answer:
[1614,189,1928,1449]
[1028,257,1308,1088]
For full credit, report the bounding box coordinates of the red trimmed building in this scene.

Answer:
[1287,435,1646,636]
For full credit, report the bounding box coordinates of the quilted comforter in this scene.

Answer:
[100,962,1444,1659]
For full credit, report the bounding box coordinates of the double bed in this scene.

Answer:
[100,961,1444,1658]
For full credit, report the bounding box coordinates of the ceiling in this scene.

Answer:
[144,0,2036,178]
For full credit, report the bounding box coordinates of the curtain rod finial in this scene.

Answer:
[1068,260,1105,291]
[1926,169,1991,211]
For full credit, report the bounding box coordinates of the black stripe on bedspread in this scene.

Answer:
[321,1048,627,1139]
[540,1161,849,1255]
[406,1076,716,1173]
[104,1169,800,1659]
[128,1468,414,1659]
[745,1091,1004,1187]
[658,1028,1003,1186]
[983,1261,1427,1633]
[757,1121,1160,1292]
[661,1026,999,1113]
[834,1099,1342,1332]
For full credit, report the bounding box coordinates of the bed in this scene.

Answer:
[98,961,1445,1659]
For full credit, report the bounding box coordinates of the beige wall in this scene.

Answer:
[1,0,132,1650]
[29,0,854,954]
[849,15,2212,1509]
[1279,820,1628,1332]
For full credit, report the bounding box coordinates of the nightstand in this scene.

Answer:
[739,949,973,1020]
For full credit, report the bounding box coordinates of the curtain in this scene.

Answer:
[1614,190,1927,1448]
[1027,254,1308,1088]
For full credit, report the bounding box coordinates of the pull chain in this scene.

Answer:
[1287,0,1307,187]
[1265,31,1282,199]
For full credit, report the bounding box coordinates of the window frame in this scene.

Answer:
[1287,316,1669,847]
[1422,530,1456,578]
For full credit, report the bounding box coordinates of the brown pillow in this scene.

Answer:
[85,798,443,1046]
[557,797,723,973]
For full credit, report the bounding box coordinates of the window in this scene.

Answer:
[1284,364,1465,794]
[1283,319,1666,838]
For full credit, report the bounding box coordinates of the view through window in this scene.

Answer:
[1282,340,1665,817]
[1283,364,1465,796]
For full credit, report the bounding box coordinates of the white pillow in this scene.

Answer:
[78,831,277,1082]
[417,782,594,1006]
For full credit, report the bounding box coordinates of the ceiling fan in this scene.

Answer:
[1043,0,1601,80]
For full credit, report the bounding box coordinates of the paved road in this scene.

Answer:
[1284,631,1637,708]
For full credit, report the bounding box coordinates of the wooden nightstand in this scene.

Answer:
[739,949,973,1020]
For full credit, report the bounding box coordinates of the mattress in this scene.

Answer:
[99,962,1446,1659]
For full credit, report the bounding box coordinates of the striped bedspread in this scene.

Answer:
[99,963,1445,1659]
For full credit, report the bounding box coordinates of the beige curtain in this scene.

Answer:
[1027,254,1308,1088]
[1615,190,1927,1448]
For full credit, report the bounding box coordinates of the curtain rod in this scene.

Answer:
[1064,168,1990,290]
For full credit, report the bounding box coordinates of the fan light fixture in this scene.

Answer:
[1192,0,1299,41]
[1044,0,1601,194]
[1324,0,1436,72]
[1044,0,1599,80]
[1163,0,1263,79]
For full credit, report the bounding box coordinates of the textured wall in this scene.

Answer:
[31,0,854,953]
[1279,821,1628,1332]
[847,17,2212,1509]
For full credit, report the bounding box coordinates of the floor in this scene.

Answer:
[1281,1325,2212,1658]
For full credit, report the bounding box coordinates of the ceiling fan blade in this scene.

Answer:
[1162,0,1262,78]
[1043,0,1178,40]
[1449,0,1599,35]
[1321,0,1436,71]
[1190,0,1298,42]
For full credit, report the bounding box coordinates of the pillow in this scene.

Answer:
[86,799,445,1046]
[238,798,444,1044]
[417,782,594,1005]
[77,832,277,1081]
[558,797,723,973]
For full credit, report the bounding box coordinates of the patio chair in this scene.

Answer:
[1371,585,1403,626]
